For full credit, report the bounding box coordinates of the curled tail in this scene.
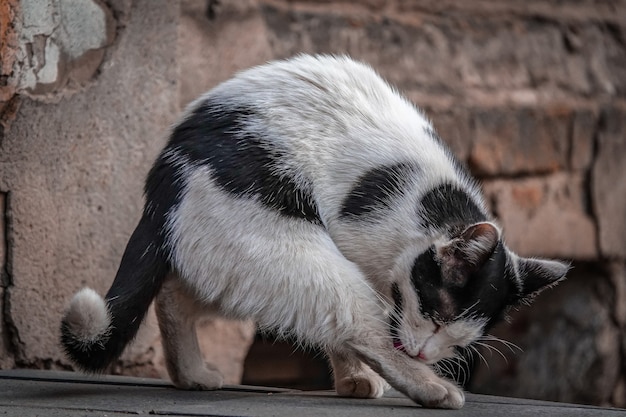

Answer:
[60,215,169,372]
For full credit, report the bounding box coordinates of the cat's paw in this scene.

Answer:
[418,378,465,409]
[171,363,224,391]
[335,372,391,399]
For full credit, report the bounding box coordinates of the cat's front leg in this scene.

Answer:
[348,340,464,409]
[329,350,391,398]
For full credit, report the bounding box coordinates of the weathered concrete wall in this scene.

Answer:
[1,0,625,408]
[0,0,179,369]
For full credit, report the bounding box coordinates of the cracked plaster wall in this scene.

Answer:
[11,0,115,96]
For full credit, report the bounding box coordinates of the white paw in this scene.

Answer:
[171,364,224,391]
[419,378,465,409]
[335,372,390,399]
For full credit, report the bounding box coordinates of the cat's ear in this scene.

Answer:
[437,222,500,286]
[517,257,570,301]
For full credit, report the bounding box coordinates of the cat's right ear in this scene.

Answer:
[516,257,570,302]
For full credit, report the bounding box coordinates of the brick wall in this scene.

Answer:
[205,0,624,405]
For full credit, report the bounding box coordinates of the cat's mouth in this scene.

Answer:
[393,337,406,352]
[392,332,429,362]
[391,332,411,357]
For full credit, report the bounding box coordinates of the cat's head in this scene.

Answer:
[390,221,569,364]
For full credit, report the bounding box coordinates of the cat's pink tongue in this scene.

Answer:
[393,340,404,350]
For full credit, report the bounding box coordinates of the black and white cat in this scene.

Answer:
[61,55,568,409]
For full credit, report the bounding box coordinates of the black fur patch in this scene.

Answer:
[390,283,403,341]
[340,163,418,219]
[145,152,186,241]
[419,183,487,230]
[410,243,516,328]
[168,101,321,224]
[410,248,447,319]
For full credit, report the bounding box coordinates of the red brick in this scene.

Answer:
[261,2,626,97]
[470,107,570,177]
[427,108,473,161]
[570,109,597,171]
[592,107,626,258]
[483,173,597,260]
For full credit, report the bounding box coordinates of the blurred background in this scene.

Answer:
[1,0,625,408]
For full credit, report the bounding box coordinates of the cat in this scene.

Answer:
[60,54,569,409]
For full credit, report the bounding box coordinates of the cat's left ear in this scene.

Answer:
[437,222,500,286]
[516,257,570,301]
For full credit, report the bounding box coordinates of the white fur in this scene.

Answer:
[169,164,382,347]
[63,288,111,347]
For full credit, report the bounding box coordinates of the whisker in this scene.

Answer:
[438,355,469,386]
[455,300,480,320]
[435,359,455,381]
[456,350,472,386]
[480,334,523,353]
[455,360,467,386]
[468,344,489,369]
[475,341,508,363]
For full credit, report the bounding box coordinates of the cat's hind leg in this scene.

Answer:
[330,350,390,398]
[155,273,224,390]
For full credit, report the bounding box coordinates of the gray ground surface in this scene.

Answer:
[0,369,624,417]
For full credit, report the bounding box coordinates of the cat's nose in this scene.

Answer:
[417,351,427,361]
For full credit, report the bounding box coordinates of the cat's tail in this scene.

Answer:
[60,215,169,372]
